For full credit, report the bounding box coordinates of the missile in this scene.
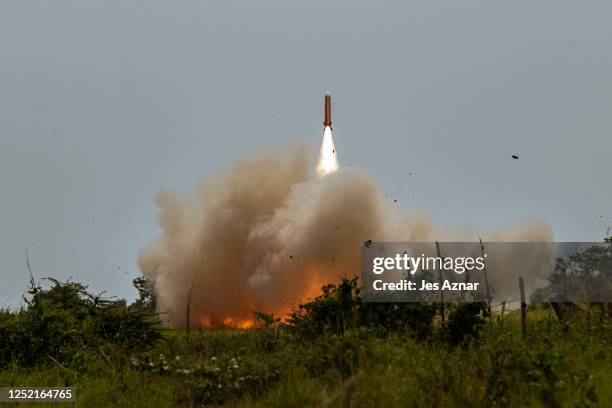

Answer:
[323,91,332,130]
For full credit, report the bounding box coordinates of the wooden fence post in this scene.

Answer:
[436,241,445,322]
[518,276,527,337]
[479,238,492,323]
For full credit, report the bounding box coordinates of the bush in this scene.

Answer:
[0,278,161,369]
[441,303,487,347]
[359,302,436,340]
[287,277,360,338]
[287,277,436,341]
[253,311,281,352]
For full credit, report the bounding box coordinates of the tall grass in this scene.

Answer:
[0,278,610,407]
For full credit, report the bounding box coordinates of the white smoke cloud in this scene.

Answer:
[139,141,551,328]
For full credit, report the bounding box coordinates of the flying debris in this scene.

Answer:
[512,155,519,160]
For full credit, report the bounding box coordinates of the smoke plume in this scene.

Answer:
[139,141,551,328]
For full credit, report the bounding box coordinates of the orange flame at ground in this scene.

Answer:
[197,268,329,329]
[198,316,255,329]
[222,317,255,329]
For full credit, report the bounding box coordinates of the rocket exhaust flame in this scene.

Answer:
[316,126,339,177]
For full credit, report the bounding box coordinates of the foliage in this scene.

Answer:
[253,311,280,328]
[441,302,488,347]
[0,276,611,407]
[483,331,599,407]
[0,278,161,369]
[253,311,281,352]
[286,277,436,340]
[359,302,437,340]
[299,329,368,380]
[129,353,280,406]
[132,277,157,312]
[531,241,612,304]
[287,277,360,338]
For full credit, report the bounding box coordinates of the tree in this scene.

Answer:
[132,277,157,312]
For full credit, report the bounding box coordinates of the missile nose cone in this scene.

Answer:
[324,92,332,129]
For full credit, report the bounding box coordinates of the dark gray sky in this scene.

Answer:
[1,1,610,307]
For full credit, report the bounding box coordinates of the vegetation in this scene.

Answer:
[531,243,612,304]
[0,278,160,370]
[0,275,610,407]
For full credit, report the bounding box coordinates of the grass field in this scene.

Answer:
[1,301,610,407]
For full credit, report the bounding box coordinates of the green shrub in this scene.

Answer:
[287,277,360,338]
[359,302,436,340]
[441,303,487,347]
[287,277,436,340]
[0,278,161,369]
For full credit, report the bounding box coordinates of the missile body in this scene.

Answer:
[324,93,332,130]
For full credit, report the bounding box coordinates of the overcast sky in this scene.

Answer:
[1,1,610,307]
